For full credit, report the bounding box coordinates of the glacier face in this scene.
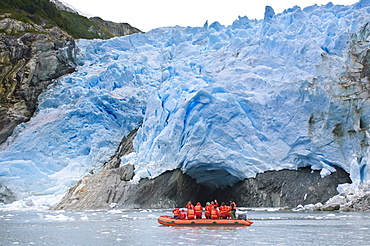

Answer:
[1,1,370,203]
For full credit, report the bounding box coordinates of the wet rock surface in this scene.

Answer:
[231,167,351,207]
[51,164,351,210]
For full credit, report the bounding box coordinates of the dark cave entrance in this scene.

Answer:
[172,166,352,208]
[192,183,236,206]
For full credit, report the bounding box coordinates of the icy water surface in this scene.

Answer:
[1,209,370,245]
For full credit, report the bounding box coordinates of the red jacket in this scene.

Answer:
[205,205,211,217]
[185,202,194,209]
[172,208,180,217]
[179,210,186,220]
[220,205,228,217]
[187,209,195,219]
[211,208,219,219]
[195,203,202,215]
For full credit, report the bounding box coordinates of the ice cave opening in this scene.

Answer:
[182,165,244,205]
[184,164,243,189]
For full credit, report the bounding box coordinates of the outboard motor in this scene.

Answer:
[237,214,247,220]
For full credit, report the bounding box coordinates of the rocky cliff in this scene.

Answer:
[51,165,352,210]
[88,17,142,38]
[0,17,77,144]
[51,0,142,39]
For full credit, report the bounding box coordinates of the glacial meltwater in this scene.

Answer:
[1,209,370,245]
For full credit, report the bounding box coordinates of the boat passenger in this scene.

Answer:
[230,200,237,219]
[219,202,229,219]
[214,199,219,208]
[210,207,220,220]
[179,209,186,220]
[185,201,194,209]
[195,202,203,219]
[187,207,195,219]
[205,202,211,219]
[226,203,231,219]
[172,208,180,219]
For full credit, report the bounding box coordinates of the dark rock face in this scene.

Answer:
[0,22,77,144]
[51,163,351,210]
[230,167,351,207]
[50,167,199,210]
[349,194,370,211]
[0,183,16,204]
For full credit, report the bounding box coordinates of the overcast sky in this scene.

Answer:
[60,0,359,32]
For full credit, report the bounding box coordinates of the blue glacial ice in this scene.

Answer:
[1,1,370,203]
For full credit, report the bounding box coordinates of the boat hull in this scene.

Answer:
[158,216,253,227]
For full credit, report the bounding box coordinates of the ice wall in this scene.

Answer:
[130,1,370,188]
[1,1,370,203]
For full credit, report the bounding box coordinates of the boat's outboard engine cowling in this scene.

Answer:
[237,214,247,220]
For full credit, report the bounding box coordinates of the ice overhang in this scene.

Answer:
[183,162,245,188]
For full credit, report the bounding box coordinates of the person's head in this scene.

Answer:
[188,201,192,204]
[197,202,200,205]
[221,202,225,206]
[206,202,210,206]
[211,201,214,205]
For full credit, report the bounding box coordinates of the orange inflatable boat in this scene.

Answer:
[158,216,253,227]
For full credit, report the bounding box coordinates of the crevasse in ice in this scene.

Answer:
[1,1,370,203]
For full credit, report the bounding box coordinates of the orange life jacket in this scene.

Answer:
[195,205,202,214]
[187,209,195,219]
[173,208,179,216]
[211,208,219,219]
[205,205,211,216]
[220,205,228,216]
[230,201,237,211]
[186,203,194,209]
[179,211,186,220]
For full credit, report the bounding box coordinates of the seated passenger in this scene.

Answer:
[219,202,229,219]
[185,201,194,209]
[205,202,211,219]
[172,208,180,219]
[187,207,195,220]
[195,202,203,219]
[226,203,231,219]
[179,209,186,220]
[211,207,220,220]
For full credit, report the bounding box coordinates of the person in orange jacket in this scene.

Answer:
[219,202,229,219]
[230,200,237,219]
[214,199,219,208]
[187,207,195,219]
[172,208,180,219]
[179,209,186,220]
[194,202,203,219]
[226,203,231,219]
[204,202,211,219]
[210,206,220,220]
[210,199,219,208]
[185,201,194,209]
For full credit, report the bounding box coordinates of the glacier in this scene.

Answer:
[1,0,370,205]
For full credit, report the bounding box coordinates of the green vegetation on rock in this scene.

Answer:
[0,0,141,39]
